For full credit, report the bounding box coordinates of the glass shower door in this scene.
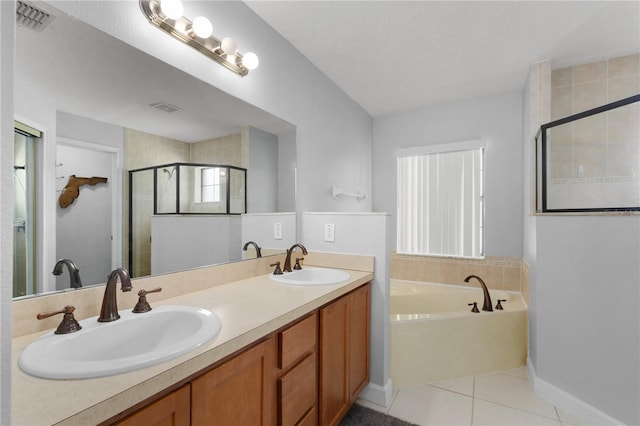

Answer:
[14,124,38,297]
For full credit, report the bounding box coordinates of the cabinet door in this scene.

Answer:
[319,295,349,426]
[278,353,317,426]
[114,384,190,426]
[349,283,370,401]
[191,338,274,426]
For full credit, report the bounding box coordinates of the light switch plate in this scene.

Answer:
[324,223,335,242]
[273,223,283,240]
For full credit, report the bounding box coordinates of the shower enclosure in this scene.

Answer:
[128,163,247,277]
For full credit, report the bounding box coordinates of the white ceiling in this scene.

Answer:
[246,1,640,117]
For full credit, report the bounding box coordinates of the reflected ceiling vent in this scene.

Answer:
[149,102,182,113]
[16,1,57,32]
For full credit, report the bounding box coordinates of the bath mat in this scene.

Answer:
[340,404,417,426]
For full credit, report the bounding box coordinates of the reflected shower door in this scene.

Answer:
[14,126,38,297]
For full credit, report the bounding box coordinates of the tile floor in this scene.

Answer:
[357,368,583,425]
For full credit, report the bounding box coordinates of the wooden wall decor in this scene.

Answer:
[59,175,108,208]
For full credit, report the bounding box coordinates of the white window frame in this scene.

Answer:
[397,139,486,259]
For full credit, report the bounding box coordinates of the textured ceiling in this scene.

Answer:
[246,1,640,117]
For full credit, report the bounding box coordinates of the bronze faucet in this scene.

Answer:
[464,275,493,312]
[52,258,83,289]
[242,241,262,258]
[282,244,308,272]
[98,267,132,322]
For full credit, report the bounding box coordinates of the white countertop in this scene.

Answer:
[12,268,373,426]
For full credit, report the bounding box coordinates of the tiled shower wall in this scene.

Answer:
[547,54,640,209]
[123,128,247,274]
[390,252,529,305]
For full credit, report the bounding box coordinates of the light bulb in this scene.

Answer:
[191,16,212,38]
[220,37,237,55]
[160,0,183,20]
[242,52,259,70]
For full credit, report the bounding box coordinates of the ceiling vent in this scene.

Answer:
[16,1,56,32]
[149,102,182,114]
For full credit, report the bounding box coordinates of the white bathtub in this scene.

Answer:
[390,280,527,387]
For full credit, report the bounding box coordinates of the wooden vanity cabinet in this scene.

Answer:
[114,384,190,426]
[108,283,370,426]
[319,283,370,426]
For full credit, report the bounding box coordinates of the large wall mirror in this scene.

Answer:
[13,2,296,299]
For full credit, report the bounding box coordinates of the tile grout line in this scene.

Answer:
[554,406,563,425]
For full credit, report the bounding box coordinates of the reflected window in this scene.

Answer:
[201,167,223,203]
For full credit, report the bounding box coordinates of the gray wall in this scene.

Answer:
[535,216,640,425]
[373,91,524,257]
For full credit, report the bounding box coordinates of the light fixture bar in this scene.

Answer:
[140,0,253,76]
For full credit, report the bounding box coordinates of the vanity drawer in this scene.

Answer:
[278,353,317,426]
[278,312,317,370]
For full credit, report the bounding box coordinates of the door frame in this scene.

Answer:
[56,137,123,277]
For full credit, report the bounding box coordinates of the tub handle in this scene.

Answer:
[468,302,480,313]
[496,299,507,310]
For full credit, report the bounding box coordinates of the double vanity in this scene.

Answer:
[11,252,373,425]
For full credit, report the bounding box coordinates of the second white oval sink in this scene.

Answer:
[270,267,350,286]
[19,305,221,380]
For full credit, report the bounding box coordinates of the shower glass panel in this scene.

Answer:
[538,94,640,212]
[128,163,247,277]
[14,124,39,297]
[130,169,154,277]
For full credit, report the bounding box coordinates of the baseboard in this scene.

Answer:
[527,357,624,425]
[358,379,394,408]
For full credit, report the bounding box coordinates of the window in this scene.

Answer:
[397,140,485,258]
[201,167,223,202]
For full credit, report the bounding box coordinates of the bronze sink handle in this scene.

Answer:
[468,302,480,313]
[37,305,82,334]
[270,261,283,275]
[293,257,304,270]
[132,287,162,313]
[495,299,507,310]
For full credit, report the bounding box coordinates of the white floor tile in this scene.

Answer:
[427,375,474,396]
[556,407,583,425]
[388,384,472,425]
[474,372,558,419]
[473,399,561,426]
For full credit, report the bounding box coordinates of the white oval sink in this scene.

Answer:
[270,267,350,286]
[19,305,221,379]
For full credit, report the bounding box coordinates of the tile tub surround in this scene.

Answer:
[390,253,528,304]
[12,254,373,425]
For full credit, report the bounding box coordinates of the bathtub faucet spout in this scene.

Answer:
[464,275,493,312]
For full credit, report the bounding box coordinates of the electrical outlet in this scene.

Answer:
[273,223,283,240]
[324,223,335,242]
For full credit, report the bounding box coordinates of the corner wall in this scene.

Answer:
[525,58,640,425]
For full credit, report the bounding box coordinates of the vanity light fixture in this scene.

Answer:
[140,0,259,76]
